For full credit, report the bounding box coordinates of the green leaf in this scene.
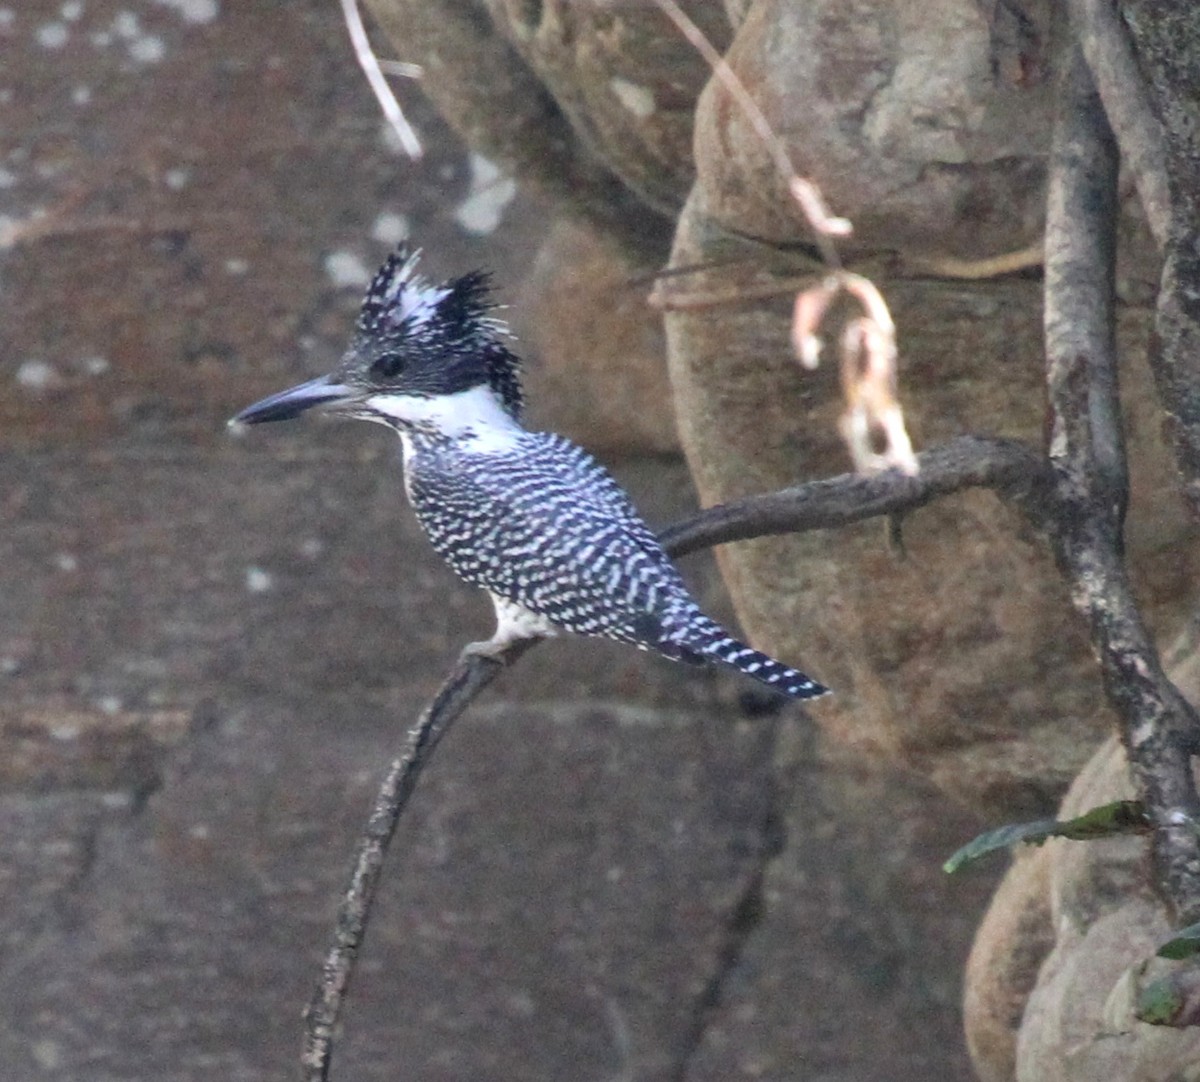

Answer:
[943,799,1149,875]
[1136,974,1184,1023]
[1157,922,1200,961]
[943,819,1058,875]
[1052,799,1152,840]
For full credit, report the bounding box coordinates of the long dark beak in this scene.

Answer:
[228,375,356,427]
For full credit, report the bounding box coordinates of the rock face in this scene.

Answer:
[360,0,696,233]
[965,733,1200,1082]
[475,0,729,216]
[692,0,1054,257]
[515,219,681,456]
[964,646,1200,1082]
[662,186,1193,820]
[369,4,1200,1080]
[366,0,1196,820]
[7,0,1196,1079]
[2,1,996,1080]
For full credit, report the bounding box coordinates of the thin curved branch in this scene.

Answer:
[1043,45,1200,925]
[301,640,536,1082]
[659,435,1051,558]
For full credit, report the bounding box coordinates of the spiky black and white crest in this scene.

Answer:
[352,248,524,419]
[356,248,446,339]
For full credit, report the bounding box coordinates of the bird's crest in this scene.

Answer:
[354,247,524,419]
[356,248,446,338]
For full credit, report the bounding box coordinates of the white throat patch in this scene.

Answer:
[366,384,522,453]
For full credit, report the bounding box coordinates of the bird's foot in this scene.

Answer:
[459,634,546,665]
[460,637,513,663]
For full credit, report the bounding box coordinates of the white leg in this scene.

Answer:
[462,594,557,660]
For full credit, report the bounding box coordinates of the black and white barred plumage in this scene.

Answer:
[231,248,827,700]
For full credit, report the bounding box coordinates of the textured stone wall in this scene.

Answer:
[363,2,1200,1078]
[5,0,1196,1078]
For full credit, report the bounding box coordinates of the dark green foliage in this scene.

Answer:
[1157,922,1200,960]
[943,800,1150,874]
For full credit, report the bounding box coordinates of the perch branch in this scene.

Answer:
[659,435,1049,558]
[1042,46,1200,924]
[1066,0,1169,248]
[301,641,535,1081]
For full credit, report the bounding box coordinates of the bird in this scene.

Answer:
[230,248,827,701]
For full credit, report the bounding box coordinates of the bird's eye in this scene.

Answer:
[370,353,406,380]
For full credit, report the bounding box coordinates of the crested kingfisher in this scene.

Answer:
[231,249,827,700]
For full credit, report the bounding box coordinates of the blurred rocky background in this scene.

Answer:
[2,0,1195,1079]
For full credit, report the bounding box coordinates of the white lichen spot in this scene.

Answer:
[105,10,166,63]
[163,166,190,190]
[71,85,92,105]
[453,153,516,237]
[0,10,15,30]
[50,722,81,741]
[15,359,60,390]
[54,552,79,572]
[89,30,111,46]
[61,1,84,21]
[299,537,324,559]
[112,10,139,38]
[609,77,656,120]
[0,90,11,105]
[324,249,371,289]
[188,822,211,839]
[245,566,273,594]
[80,355,109,375]
[128,33,165,64]
[97,694,123,715]
[371,211,411,246]
[223,257,249,276]
[0,166,15,189]
[35,21,69,48]
[31,1040,63,1070]
[154,0,219,24]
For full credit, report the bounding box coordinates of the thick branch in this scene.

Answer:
[658,435,1050,558]
[1044,46,1200,925]
[1068,0,1170,248]
[1118,2,1200,523]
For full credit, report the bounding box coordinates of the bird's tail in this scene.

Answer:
[665,615,829,701]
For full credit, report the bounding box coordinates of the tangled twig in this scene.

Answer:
[339,0,423,160]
